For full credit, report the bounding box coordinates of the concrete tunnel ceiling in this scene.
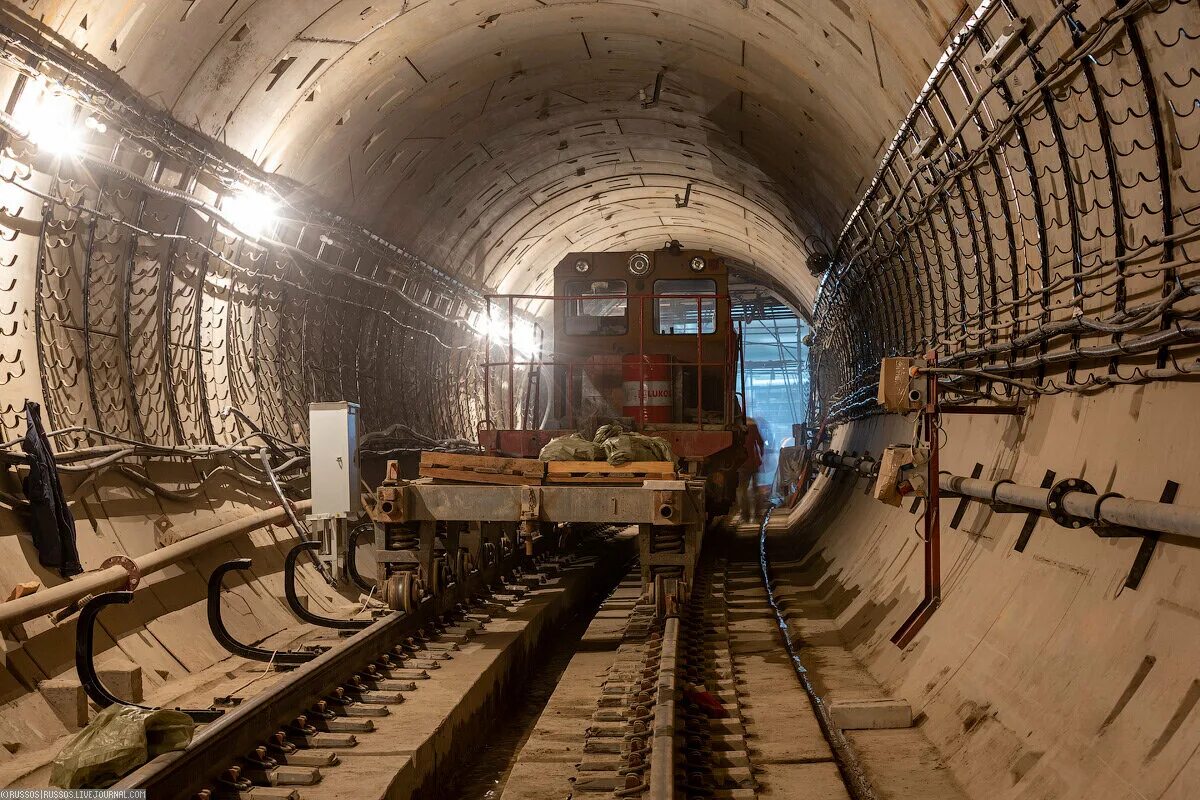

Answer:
[3,3,1200,798]
[28,0,974,305]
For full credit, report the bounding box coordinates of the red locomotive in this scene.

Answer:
[478,244,749,513]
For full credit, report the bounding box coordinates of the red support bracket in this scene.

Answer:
[891,359,941,649]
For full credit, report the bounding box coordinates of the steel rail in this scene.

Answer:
[649,615,679,800]
[115,608,409,797]
[116,541,525,798]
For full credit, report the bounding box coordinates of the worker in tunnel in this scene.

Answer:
[737,417,766,524]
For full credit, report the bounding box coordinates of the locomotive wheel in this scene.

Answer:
[385,572,419,614]
[402,572,419,613]
[386,568,424,614]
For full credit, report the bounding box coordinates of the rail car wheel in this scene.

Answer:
[457,547,476,578]
[385,571,421,614]
[432,557,454,595]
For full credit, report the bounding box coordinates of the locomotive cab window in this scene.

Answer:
[564,279,628,335]
[654,279,717,335]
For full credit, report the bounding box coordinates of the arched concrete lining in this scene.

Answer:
[0,2,1196,798]
[18,0,967,292]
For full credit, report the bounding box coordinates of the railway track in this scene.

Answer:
[563,561,759,798]
[103,524,842,800]
[503,553,851,800]
[113,525,631,800]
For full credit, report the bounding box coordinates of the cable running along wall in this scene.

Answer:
[0,15,497,448]
[809,0,1200,421]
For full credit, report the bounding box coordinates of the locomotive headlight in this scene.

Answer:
[689,256,706,272]
[628,252,651,276]
[574,258,590,273]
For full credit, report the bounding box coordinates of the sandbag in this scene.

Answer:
[593,424,675,466]
[539,433,605,461]
[50,704,195,789]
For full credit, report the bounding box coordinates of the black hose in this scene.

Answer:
[756,506,877,800]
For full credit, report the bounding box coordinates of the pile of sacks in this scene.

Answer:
[539,423,675,466]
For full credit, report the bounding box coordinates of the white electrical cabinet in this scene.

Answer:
[309,401,360,518]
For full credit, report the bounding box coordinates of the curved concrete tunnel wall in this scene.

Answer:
[0,0,1196,797]
[771,387,1200,800]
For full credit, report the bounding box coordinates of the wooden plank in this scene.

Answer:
[419,451,546,485]
[547,461,674,476]
[420,452,544,474]
[545,476,670,485]
[545,460,675,484]
[417,467,544,486]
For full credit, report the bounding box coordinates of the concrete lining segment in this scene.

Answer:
[15,1,956,295]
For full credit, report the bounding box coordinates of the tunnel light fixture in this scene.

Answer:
[975,17,1029,73]
[510,319,540,358]
[15,87,86,157]
[469,309,539,358]
[222,187,279,240]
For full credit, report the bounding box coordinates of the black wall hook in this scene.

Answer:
[76,591,224,722]
[284,541,371,630]
[207,559,323,666]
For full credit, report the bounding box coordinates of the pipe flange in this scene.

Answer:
[101,555,141,591]
[1046,478,1096,529]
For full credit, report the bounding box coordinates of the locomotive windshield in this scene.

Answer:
[654,279,717,335]
[564,279,628,335]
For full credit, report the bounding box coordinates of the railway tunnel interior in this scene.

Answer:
[0,1,1197,799]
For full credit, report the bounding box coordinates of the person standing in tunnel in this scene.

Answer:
[738,418,765,524]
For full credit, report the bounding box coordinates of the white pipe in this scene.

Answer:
[941,475,1200,539]
[0,501,311,630]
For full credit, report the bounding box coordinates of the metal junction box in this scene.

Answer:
[309,401,360,518]
[877,357,927,413]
